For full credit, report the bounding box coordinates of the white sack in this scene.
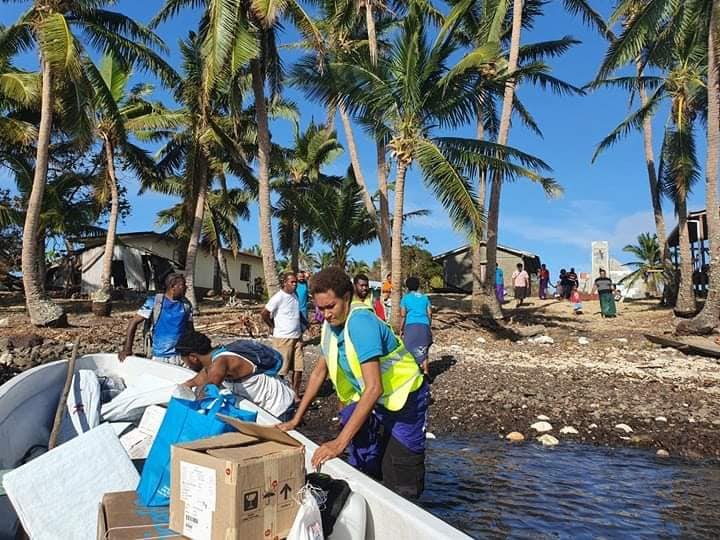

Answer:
[288,488,324,540]
[101,375,194,422]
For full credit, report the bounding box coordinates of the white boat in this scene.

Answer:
[0,354,470,540]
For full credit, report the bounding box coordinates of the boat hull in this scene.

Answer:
[0,354,469,540]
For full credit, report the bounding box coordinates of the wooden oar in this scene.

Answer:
[48,337,80,450]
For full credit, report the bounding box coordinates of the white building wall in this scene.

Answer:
[79,235,263,295]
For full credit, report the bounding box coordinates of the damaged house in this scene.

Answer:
[73,232,263,297]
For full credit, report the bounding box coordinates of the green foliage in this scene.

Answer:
[621,232,666,296]
[401,236,443,291]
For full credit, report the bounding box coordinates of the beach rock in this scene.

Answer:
[451,416,459,421]
[10,334,44,349]
[560,426,579,435]
[615,423,633,433]
[656,449,670,458]
[537,434,559,447]
[475,337,487,344]
[531,421,553,433]
[578,337,590,345]
[536,414,550,421]
[655,416,668,423]
[0,318,8,328]
[614,338,628,344]
[514,325,546,338]
[588,423,598,429]
[0,337,10,352]
[528,335,554,345]
[0,352,12,366]
[506,432,525,442]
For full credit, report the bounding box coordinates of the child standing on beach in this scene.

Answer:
[571,285,583,315]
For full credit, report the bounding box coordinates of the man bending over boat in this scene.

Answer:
[119,272,193,365]
[175,331,296,421]
[278,266,428,498]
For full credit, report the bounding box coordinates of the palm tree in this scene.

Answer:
[620,232,664,296]
[89,53,175,307]
[153,0,321,299]
[156,183,251,294]
[592,1,670,270]
[277,122,342,271]
[347,258,370,275]
[149,32,256,310]
[300,174,377,269]
[318,2,554,329]
[0,0,174,325]
[457,0,591,313]
[600,2,708,315]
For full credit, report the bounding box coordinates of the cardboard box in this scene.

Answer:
[169,416,305,540]
[97,491,186,539]
[120,405,167,459]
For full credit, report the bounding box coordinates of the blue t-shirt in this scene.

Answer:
[400,292,431,326]
[496,267,504,286]
[296,282,309,315]
[330,309,399,392]
[139,296,192,357]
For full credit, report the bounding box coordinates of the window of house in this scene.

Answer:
[240,263,251,281]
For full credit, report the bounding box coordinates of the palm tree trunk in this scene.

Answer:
[377,140,392,277]
[472,119,488,311]
[185,158,208,311]
[390,161,408,330]
[291,221,300,273]
[98,137,120,300]
[637,62,669,263]
[251,59,281,296]
[364,0,392,278]
[675,198,697,315]
[481,0,523,320]
[678,3,720,333]
[216,247,232,293]
[37,232,46,292]
[365,0,378,66]
[21,59,65,326]
[338,104,391,275]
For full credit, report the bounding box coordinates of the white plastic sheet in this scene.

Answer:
[59,370,101,443]
[101,374,194,422]
[1,423,139,540]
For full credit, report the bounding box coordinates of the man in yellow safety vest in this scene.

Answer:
[278,266,429,498]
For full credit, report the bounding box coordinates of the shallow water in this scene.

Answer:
[420,435,720,539]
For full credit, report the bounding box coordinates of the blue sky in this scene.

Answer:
[0,1,709,277]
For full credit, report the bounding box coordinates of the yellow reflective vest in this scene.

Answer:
[320,305,424,411]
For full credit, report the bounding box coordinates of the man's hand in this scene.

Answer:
[311,438,347,470]
[276,418,299,432]
[118,350,131,362]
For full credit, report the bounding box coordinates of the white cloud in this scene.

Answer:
[501,210,657,254]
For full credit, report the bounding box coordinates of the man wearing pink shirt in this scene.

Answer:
[511,263,530,308]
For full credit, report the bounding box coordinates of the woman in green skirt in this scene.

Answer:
[594,269,617,318]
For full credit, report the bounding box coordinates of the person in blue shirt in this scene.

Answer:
[119,272,193,365]
[399,277,432,376]
[295,270,310,328]
[279,267,428,498]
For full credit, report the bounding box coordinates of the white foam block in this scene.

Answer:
[2,423,139,540]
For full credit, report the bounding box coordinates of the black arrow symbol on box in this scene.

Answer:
[280,484,292,500]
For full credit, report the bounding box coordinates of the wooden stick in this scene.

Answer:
[48,337,80,450]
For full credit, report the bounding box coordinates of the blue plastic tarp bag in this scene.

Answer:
[136,384,257,506]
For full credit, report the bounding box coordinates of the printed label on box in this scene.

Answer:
[180,462,217,512]
[183,504,212,540]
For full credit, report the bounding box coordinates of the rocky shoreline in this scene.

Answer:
[2,296,719,460]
